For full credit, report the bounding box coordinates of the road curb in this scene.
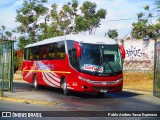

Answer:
[13,80,28,83]
[123,89,153,95]
[0,96,61,106]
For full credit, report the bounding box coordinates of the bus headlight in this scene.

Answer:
[78,76,91,83]
[116,78,123,83]
[78,76,123,84]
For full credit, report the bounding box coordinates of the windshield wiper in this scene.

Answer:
[102,61,116,75]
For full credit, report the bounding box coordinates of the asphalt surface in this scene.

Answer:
[0,101,159,120]
[0,80,160,119]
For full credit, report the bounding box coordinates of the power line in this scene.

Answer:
[102,17,137,22]
[3,27,16,30]
[1,15,160,30]
[101,15,160,22]
[0,27,16,30]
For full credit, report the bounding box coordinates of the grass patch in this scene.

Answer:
[123,71,153,92]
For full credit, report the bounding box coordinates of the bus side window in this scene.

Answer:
[49,43,56,59]
[67,40,79,70]
[71,49,78,66]
[28,48,33,60]
[40,45,48,60]
[57,41,65,59]
[24,48,28,60]
[33,47,40,60]
[43,49,46,59]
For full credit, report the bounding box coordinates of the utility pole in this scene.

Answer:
[0,29,3,96]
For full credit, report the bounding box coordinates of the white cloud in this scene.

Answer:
[92,0,155,38]
[0,0,156,39]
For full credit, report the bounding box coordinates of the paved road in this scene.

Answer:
[0,81,160,120]
[0,101,159,120]
[10,81,160,111]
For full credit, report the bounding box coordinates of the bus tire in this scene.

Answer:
[61,78,70,96]
[33,75,39,89]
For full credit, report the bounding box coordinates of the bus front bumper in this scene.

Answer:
[78,76,123,93]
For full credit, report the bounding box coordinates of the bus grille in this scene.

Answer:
[92,86,115,91]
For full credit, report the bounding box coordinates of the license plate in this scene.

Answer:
[100,89,107,92]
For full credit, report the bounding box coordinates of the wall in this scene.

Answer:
[17,50,23,70]
[122,39,155,71]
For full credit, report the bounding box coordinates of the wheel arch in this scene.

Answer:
[60,75,66,87]
[32,73,37,83]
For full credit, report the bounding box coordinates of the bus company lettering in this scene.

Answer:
[84,64,103,72]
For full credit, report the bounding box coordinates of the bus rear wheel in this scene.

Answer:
[61,78,70,96]
[33,75,39,89]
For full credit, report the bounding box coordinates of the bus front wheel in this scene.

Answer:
[33,75,39,89]
[61,78,70,96]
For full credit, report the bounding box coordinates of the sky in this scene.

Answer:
[0,0,158,42]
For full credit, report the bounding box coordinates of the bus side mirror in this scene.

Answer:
[74,42,81,57]
[119,45,125,59]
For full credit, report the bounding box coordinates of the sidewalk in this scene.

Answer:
[123,89,153,96]
[0,80,153,106]
[0,80,61,106]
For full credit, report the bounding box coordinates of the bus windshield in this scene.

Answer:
[80,43,122,76]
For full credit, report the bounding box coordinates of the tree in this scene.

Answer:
[17,36,30,50]
[131,5,160,40]
[0,25,13,40]
[48,0,107,35]
[107,29,118,40]
[16,0,48,46]
[35,0,79,39]
[41,0,107,37]
[76,1,107,34]
[48,1,78,37]
[16,0,107,49]
[155,0,160,12]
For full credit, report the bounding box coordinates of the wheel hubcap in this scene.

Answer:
[63,82,66,91]
[34,78,37,88]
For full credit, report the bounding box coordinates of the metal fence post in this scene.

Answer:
[0,45,3,97]
[10,41,14,92]
[0,87,3,97]
[154,41,160,97]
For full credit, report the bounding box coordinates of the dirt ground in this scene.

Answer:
[14,71,153,92]
[123,71,153,92]
[14,71,23,80]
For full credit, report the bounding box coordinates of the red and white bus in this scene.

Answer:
[23,35,125,95]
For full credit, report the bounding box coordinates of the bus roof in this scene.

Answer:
[25,34,117,48]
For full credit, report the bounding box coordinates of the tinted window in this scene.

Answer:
[25,41,66,61]
[80,43,122,75]
[28,48,33,60]
[48,43,56,59]
[40,45,48,60]
[67,40,79,70]
[57,41,65,59]
[33,47,40,60]
[24,48,28,60]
